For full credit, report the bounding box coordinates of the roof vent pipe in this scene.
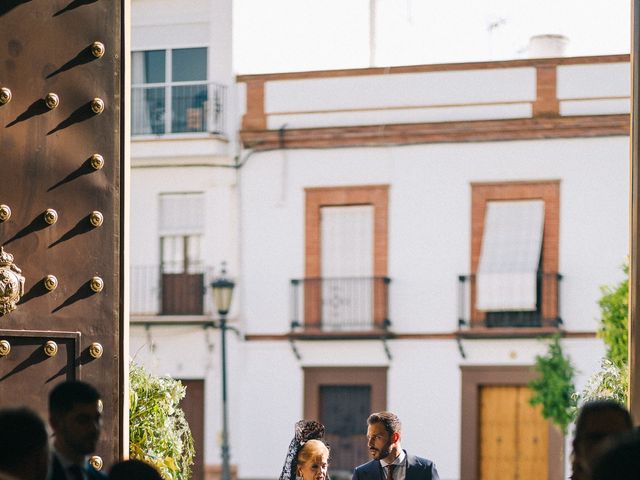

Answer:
[527,34,569,58]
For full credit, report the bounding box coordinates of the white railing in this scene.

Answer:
[131,81,226,136]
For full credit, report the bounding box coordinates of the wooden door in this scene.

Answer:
[480,386,548,480]
[0,0,125,468]
[179,379,205,480]
[320,385,371,477]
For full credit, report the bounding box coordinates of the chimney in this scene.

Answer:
[527,34,569,58]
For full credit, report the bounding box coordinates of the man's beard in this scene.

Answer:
[371,441,392,460]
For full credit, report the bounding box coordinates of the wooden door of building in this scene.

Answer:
[0,0,126,469]
[320,385,371,476]
[179,379,205,480]
[479,386,548,480]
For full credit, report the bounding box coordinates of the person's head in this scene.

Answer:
[296,439,329,480]
[49,380,103,462]
[572,399,633,478]
[366,411,402,463]
[109,459,163,480]
[591,428,640,480]
[0,407,50,480]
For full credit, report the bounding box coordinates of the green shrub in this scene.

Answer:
[129,362,195,480]
[529,334,577,433]
[574,262,629,408]
[597,263,628,369]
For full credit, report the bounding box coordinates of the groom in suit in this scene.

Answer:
[352,412,440,480]
[48,381,107,480]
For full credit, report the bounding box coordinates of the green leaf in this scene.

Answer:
[128,361,195,480]
[528,334,576,433]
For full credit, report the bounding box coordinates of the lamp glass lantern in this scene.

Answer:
[210,275,234,316]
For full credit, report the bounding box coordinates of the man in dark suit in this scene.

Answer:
[48,381,107,480]
[352,412,439,480]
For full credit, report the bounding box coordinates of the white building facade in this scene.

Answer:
[129,1,239,479]
[235,56,629,480]
[128,2,630,478]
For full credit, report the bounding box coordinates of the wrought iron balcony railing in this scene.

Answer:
[131,265,215,316]
[131,81,226,136]
[458,272,562,329]
[290,277,391,333]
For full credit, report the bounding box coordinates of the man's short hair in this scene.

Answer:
[49,380,101,415]
[0,407,48,469]
[367,411,402,435]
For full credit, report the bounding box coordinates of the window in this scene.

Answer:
[159,193,205,315]
[132,48,214,135]
[469,181,560,328]
[476,200,544,312]
[300,186,390,332]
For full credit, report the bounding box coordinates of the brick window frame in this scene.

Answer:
[304,185,389,329]
[470,181,560,327]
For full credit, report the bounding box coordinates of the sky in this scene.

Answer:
[233,0,631,74]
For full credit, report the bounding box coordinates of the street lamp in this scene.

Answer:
[210,264,235,480]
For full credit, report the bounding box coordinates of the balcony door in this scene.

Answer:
[159,193,204,315]
[320,205,373,330]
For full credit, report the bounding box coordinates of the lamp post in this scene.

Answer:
[210,264,235,480]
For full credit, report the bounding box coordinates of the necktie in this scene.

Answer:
[386,464,396,480]
[67,465,85,480]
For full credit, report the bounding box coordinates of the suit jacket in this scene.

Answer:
[352,451,440,480]
[50,453,108,480]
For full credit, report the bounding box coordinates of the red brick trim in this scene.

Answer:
[237,54,628,83]
[241,80,266,130]
[305,185,389,277]
[243,330,596,341]
[240,114,629,149]
[533,65,559,117]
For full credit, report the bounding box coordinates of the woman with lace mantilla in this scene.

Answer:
[280,420,330,480]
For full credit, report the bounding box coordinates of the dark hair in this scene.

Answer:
[49,380,101,415]
[109,459,163,480]
[0,407,48,468]
[592,428,640,480]
[571,399,633,479]
[367,411,402,435]
[574,399,633,441]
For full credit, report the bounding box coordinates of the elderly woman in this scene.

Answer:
[280,421,330,480]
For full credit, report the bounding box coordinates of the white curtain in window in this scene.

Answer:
[159,193,205,236]
[132,51,152,134]
[476,200,545,311]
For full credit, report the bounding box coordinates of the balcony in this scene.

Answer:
[457,272,562,336]
[290,277,391,336]
[131,265,215,317]
[131,81,226,136]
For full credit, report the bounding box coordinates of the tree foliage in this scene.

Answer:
[574,262,629,408]
[129,362,195,480]
[529,334,577,433]
[597,263,628,369]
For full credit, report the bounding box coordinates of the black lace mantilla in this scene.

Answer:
[279,420,325,480]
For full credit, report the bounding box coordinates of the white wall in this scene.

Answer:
[240,136,628,335]
[234,133,627,478]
